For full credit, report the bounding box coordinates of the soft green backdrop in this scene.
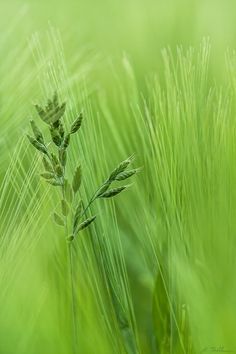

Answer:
[0,1,236,354]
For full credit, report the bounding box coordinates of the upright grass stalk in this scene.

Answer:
[27,92,139,353]
[67,243,77,353]
[61,183,77,354]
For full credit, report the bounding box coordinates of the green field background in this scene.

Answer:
[0,1,236,354]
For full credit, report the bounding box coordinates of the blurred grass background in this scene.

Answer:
[2,0,236,76]
[1,0,236,171]
[1,1,236,354]
[1,0,236,150]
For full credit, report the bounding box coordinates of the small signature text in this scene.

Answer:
[201,346,235,353]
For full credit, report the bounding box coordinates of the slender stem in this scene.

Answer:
[62,182,77,354]
[67,242,77,354]
[79,182,105,220]
[79,196,95,219]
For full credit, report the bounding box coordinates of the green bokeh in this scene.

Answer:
[1,1,236,354]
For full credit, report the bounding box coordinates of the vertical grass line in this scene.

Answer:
[62,183,77,354]
[67,243,77,354]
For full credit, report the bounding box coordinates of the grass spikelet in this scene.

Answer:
[108,155,135,181]
[40,172,55,179]
[62,134,70,149]
[30,120,44,144]
[61,199,69,216]
[59,148,67,167]
[95,181,112,198]
[50,125,62,146]
[42,156,53,172]
[26,134,47,154]
[70,113,83,134]
[76,215,96,233]
[99,185,127,198]
[115,168,140,181]
[73,201,83,232]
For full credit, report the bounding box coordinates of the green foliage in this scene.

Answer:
[2,3,236,352]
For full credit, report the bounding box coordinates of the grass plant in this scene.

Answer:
[27,93,139,353]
